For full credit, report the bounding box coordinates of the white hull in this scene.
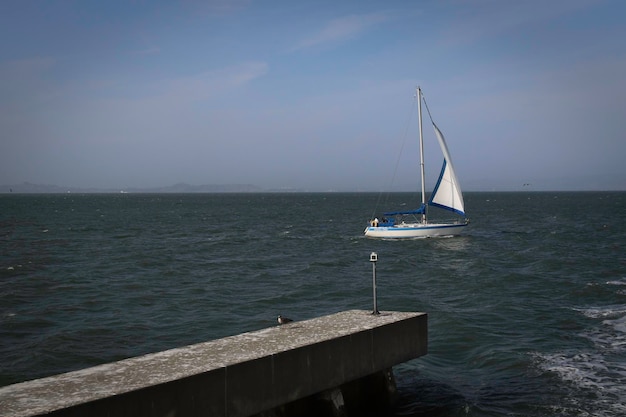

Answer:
[364,221,468,239]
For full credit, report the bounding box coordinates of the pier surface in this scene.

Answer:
[0,309,427,417]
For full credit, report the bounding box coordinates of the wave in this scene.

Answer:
[533,351,626,417]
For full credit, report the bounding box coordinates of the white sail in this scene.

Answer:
[429,123,465,216]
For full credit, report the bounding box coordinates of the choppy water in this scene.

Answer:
[1,192,626,416]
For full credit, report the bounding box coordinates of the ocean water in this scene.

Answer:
[1,192,626,416]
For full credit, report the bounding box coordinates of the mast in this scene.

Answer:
[417,87,426,223]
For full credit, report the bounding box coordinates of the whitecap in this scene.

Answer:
[533,351,626,415]
[586,315,626,352]
[575,306,626,319]
[575,306,626,351]
[604,315,626,334]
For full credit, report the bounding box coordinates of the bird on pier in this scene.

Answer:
[277,315,293,325]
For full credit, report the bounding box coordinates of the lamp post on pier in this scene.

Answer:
[369,252,379,315]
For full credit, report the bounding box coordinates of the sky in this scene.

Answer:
[1,0,625,192]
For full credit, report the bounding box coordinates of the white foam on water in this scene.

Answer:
[597,315,626,351]
[534,351,626,417]
[576,305,626,320]
[606,278,626,296]
[577,305,626,351]
[534,304,626,416]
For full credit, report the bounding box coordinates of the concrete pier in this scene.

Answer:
[0,310,427,417]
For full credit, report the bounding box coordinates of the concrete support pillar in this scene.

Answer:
[315,388,346,417]
[254,369,396,417]
[341,369,397,416]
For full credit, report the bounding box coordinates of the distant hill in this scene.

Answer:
[0,182,262,194]
[127,183,262,193]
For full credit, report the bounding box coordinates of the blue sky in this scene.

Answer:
[1,0,625,191]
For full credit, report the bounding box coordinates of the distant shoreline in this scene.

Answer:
[1,182,625,194]
[0,183,263,194]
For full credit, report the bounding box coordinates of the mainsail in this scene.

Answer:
[428,123,465,216]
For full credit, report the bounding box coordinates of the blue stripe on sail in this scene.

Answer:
[429,201,465,216]
[428,159,446,204]
[428,159,465,216]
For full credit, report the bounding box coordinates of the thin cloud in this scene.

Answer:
[291,12,390,52]
[106,60,270,105]
[164,61,268,101]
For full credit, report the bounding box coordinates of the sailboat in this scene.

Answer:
[364,87,468,239]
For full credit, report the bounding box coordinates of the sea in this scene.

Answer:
[1,191,625,416]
